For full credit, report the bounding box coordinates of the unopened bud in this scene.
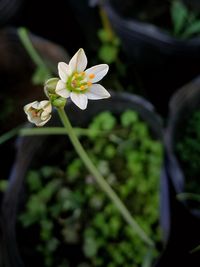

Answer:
[52,97,67,108]
[44,78,59,97]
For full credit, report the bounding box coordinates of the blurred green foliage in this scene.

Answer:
[98,28,120,64]
[19,110,163,267]
[171,0,200,38]
[176,110,200,209]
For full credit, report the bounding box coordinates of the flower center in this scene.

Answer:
[67,72,95,93]
[30,108,42,118]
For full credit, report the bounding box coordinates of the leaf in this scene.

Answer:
[0,180,8,192]
[182,20,200,38]
[121,110,139,127]
[98,44,118,64]
[98,29,110,43]
[27,170,42,192]
[171,1,188,35]
[83,236,98,257]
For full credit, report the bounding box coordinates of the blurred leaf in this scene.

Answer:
[182,20,200,38]
[0,180,8,191]
[46,238,59,252]
[121,110,139,127]
[27,171,42,192]
[38,180,61,202]
[41,166,57,179]
[98,29,111,43]
[171,1,188,35]
[98,44,118,64]
[90,112,116,132]
[83,236,98,257]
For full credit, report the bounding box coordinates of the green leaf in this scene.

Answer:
[121,110,139,127]
[83,236,98,258]
[98,29,110,43]
[171,1,188,35]
[0,180,8,192]
[90,112,116,132]
[182,20,200,38]
[27,171,42,192]
[98,44,118,64]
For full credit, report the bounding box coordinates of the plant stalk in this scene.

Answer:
[57,107,154,248]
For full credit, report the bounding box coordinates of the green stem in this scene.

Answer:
[20,127,67,136]
[57,108,154,248]
[0,126,22,145]
[20,127,99,137]
[190,244,200,254]
[177,192,200,202]
[99,6,115,42]
[18,27,51,75]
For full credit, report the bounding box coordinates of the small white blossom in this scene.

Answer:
[24,100,52,126]
[54,48,110,110]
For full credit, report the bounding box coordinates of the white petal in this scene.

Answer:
[69,48,87,73]
[70,92,88,110]
[36,116,52,127]
[44,102,52,114]
[40,100,51,110]
[41,110,51,120]
[32,101,40,109]
[24,101,37,114]
[58,62,71,82]
[86,84,110,100]
[56,80,70,98]
[85,64,109,83]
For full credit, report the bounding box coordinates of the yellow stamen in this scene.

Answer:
[89,73,95,79]
[74,73,79,78]
[81,72,85,76]
[80,85,85,90]
[87,82,92,87]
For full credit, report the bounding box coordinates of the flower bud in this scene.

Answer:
[44,78,59,97]
[52,97,67,108]
[24,100,52,126]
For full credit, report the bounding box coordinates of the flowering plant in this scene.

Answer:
[19,28,156,264]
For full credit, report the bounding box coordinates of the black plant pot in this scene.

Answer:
[163,76,200,266]
[0,92,166,267]
[102,0,200,115]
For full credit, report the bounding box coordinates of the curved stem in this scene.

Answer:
[18,28,45,68]
[0,125,22,145]
[18,27,51,76]
[57,108,154,248]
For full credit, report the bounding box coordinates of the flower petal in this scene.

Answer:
[70,92,88,110]
[69,48,87,73]
[86,84,110,100]
[36,115,52,127]
[58,62,71,82]
[41,110,51,120]
[56,80,70,98]
[40,100,52,110]
[85,64,109,83]
[24,101,37,114]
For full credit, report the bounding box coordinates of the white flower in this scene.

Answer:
[54,48,110,110]
[24,100,52,126]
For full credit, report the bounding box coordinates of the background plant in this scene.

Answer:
[18,110,163,267]
[171,0,200,38]
[176,110,200,209]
